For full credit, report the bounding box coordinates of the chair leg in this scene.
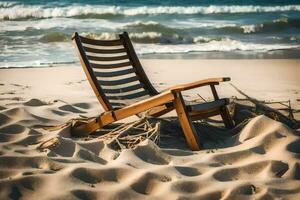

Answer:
[220,106,234,129]
[173,92,201,151]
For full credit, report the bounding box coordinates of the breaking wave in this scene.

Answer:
[39,32,69,43]
[79,32,216,44]
[136,41,300,55]
[1,4,300,20]
[125,18,300,35]
[204,17,300,34]
[239,18,300,34]
[0,1,18,8]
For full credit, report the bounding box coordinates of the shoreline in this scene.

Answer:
[1,58,300,69]
[2,51,300,69]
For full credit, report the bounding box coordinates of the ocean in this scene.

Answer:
[1,0,300,68]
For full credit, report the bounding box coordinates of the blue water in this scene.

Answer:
[1,0,300,67]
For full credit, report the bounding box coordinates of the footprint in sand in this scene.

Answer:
[71,167,131,184]
[174,166,202,177]
[130,172,172,195]
[213,160,289,182]
[171,180,201,194]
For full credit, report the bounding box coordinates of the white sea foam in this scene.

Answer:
[130,32,162,39]
[80,32,162,41]
[273,17,289,23]
[135,39,300,54]
[81,32,118,40]
[125,20,160,26]
[193,36,216,43]
[0,17,124,32]
[241,24,264,33]
[290,36,300,41]
[1,4,300,20]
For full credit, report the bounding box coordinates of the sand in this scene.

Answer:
[0,59,299,199]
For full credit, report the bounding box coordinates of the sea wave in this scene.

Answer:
[0,1,19,8]
[3,16,300,45]
[216,17,300,34]
[79,32,221,44]
[290,35,300,42]
[15,24,300,45]
[81,32,182,44]
[123,21,178,35]
[125,18,300,35]
[80,33,300,52]
[136,41,300,54]
[2,18,299,36]
[1,4,300,20]
[39,32,69,42]
[243,18,300,33]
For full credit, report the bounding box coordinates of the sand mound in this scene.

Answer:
[0,97,300,200]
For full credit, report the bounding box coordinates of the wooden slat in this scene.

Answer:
[80,36,123,46]
[114,91,174,120]
[190,110,221,121]
[91,61,132,69]
[87,54,129,62]
[98,76,139,86]
[109,99,137,107]
[94,68,135,78]
[110,102,126,108]
[187,98,228,112]
[220,106,235,129]
[83,46,127,54]
[164,77,230,93]
[106,90,149,100]
[102,83,144,94]
[147,103,174,117]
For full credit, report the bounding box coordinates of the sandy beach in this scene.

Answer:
[0,59,299,199]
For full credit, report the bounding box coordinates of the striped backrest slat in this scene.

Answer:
[83,46,127,54]
[86,54,129,62]
[80,36,123,46]
[101,84,144,94]
[94,68,136,77]
[97,76,139,86]
[90,61,132,69]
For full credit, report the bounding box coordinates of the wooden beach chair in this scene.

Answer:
[72,32,234,150]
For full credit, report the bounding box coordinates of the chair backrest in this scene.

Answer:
[72,32,159,111]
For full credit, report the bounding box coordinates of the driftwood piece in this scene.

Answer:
[38,137,60,150]
[88,117,161,150]
[231,83,299,129]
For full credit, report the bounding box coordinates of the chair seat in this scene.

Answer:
[186,98,229,112]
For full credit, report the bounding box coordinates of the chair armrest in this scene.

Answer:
[114,90,175,120]
[163,77,230,93]
[71,90,175,136]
